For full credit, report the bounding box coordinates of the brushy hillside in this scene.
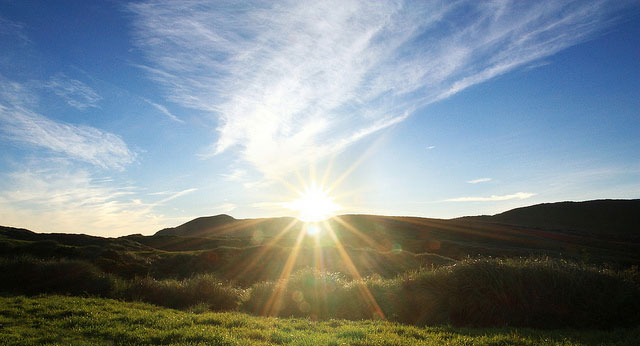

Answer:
[1,295,639,346]
[0,225,455,284]
[1,256,638,329]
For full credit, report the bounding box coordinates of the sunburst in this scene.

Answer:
[283,183,341,223]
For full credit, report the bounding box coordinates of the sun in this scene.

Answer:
[283,184,342,223]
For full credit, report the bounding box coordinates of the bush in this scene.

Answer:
[240,259,640,328]
[0,256,115,296]
[117,274,244,310]
[241,268,348,318]
[391,258,640,328]
[2,255,637,328]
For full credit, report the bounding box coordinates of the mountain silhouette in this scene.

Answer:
[156,199,640,241]
[1,199,638,280]
[464,199,640,240]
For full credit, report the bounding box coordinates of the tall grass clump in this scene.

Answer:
[394,257,640,328]
[240,259,640,328]
[242,268,347,319]
[0,256,115,296]
[117,273,244,311]
[241,268,404,320]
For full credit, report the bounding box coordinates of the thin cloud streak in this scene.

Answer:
[446,192,536,202]
[45,73,102,110]
[142,97,184,123]
[129,0,630,179]
[467,178,492,184]
[213,203,236,214]
[0,75,136,170]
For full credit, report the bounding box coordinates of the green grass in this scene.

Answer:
[1,295,638,346]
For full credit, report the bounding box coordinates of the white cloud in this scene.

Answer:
[0,166,182,236]
[220,169,248,182]
[142,97,183,123]
[150,188,197,207]
[45,73,102,110]
[213,203,236,214]
[446,192,536,202]
[467,178,492,184]
[128,0,629,179]
[0,75,136,169]
[426,146,436,150]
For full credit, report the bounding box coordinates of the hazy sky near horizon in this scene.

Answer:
[1,0,639,236]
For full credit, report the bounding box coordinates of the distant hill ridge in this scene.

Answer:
[156,214,237,237]
[2,199,639,269]
[464,199,640,238]
[156,199,640,240]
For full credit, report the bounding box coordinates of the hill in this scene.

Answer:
[1,199,639,283]
[152,199,640,267]
[464,199,640,240]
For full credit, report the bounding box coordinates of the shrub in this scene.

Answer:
[0,256,115,296]
[240,259,640,328]
[117,274,244,310]
[241,268,347,319]
[395,258,640,328]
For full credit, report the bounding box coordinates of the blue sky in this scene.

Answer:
[1,0,639,236]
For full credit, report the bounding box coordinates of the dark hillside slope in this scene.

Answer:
[0,226,150,251]
[151,199,640,266]
[2,199,638,283]
[465,199,640,240]
[156,214,297,238]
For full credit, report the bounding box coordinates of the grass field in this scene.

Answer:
[1,295,638,346]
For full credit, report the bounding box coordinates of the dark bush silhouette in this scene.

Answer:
[0,256,115,296]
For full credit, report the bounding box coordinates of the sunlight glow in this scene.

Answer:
[283,184,342,222]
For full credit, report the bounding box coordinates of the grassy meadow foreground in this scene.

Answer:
[1,295,639,346]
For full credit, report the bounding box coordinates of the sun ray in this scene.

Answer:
[232,218,300,280]
[389,216,532,245]
[263,226,307,316]
[326,133,387,194]
[320,155,335,188]
[323,221,385,320]
[332,216,386,251]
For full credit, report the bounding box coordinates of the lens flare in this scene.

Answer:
[306,223,321,236]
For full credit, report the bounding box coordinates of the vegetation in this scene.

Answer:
[242,258,640,328]
[1,295,639,346]
[1,200,639,343]
[2,256,638,329]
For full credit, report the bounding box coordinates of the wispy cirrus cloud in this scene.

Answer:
[142,97,183,123]
[0,16,30,46]
[45,73,102,110]
[0,165,194,235]
[128,0,631,179]
[0,75,136,169]
[446,192,536,202]
[467,178,492,184]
